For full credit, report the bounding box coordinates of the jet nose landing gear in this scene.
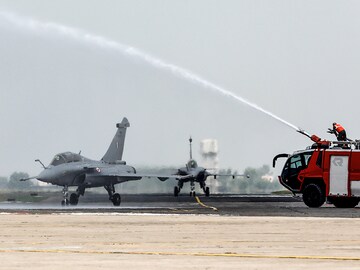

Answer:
[190,182,196,197]
[61,186,81,206]
[61,186,69,206]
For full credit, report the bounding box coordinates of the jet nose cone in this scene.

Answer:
[37,169,52,182]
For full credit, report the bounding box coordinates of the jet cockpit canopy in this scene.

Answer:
[187,159,198,169]
[50,152,86,166]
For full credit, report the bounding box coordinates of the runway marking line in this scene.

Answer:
[195,196,218,211]
[0,249,360,261]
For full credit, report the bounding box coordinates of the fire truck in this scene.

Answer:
[273,133,360,208]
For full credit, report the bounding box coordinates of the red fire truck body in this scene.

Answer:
[274,142,360,208]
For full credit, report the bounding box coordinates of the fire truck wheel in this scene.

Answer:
[302,183,325,208]
[331,198,359,208]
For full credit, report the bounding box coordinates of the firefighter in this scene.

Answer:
[330,122,347,141]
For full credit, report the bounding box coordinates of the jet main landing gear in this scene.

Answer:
[174,182,210,197]
[112,193,121,206]
[104,184,121,206]
[200,181,210,197]
[204,186,210,197]
[174,186,180,197]
[174,181,184,197]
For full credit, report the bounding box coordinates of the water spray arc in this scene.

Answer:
[0,11,302,133]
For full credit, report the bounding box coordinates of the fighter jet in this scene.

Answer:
[172,137,249,197]
[21,118,171,206]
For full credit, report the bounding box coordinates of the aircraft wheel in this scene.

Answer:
[174,186,179,197]
[70,193,79,206]
[302,183,325,208]
[189,191,196,197]
[112,193,121,206]
[61,199,69,206]
[331,197,359,208]
[205,187,210,197]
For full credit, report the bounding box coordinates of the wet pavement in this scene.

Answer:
[0,194,359,218]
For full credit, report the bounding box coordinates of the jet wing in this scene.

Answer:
[208,173,250,180]
[87,172,183,182]
[171,175,194,181]
[125,173,192,182]
[137,173,187,182]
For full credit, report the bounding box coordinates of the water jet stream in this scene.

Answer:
[0,10,300,132]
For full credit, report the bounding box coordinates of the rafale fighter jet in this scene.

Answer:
[21,118,171,206]
[172,138,249,197]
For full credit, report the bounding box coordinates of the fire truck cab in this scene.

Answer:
[273,142,360,208]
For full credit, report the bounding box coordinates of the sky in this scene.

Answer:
[1,0,360,177]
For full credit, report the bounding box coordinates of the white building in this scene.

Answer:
[200,139,219,192]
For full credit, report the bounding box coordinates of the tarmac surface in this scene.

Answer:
[0,194,359,269]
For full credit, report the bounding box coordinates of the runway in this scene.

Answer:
[0,194,359,269]
[0,194,359,218]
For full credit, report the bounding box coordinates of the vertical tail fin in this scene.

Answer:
[102,118,130,163]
